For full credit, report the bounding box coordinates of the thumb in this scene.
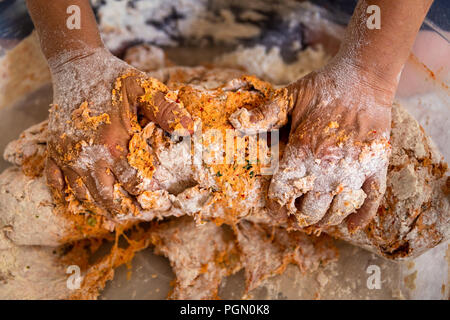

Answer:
[230,73,318,133]
[229,86,293,132]
[121,75,194,135]
[141,91,194,135]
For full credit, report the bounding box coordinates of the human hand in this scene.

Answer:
[45,48,193,213]
[230,59,395,232]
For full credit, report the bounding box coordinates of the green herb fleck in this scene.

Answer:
[87,217,97,227]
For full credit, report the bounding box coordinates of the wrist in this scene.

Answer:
[27,0,104,70]
[329,54,397,105]
[50,49,133,114]
[48,46,107,74]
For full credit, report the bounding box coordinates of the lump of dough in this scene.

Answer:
[150,216,241,299]
[235,220,338,292]
[1,66,448,261]
[319,103,449,260]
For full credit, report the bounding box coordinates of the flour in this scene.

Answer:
[215,44,330,85]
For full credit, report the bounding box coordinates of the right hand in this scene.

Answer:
[230,59,395,232]
[45,48,193,213]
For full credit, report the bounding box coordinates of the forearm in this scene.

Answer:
[26,0,103,68]
[338,0,433,88]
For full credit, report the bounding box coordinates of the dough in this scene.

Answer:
[2,66,448,259]
[0,65,448,300]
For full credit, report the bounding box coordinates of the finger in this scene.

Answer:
[112,157,144,196]
[296,191,333,226]
[267,145,310,214]
[119,75,145,133]
[120,75,193,135]
[81,161,117,213]
[316,189,367,227]
[141,91,194,135]
[45,158,64,200]
[346,174,386,233]
[266,197,290,224]
[62,167,89,202]
[229,89,291,132]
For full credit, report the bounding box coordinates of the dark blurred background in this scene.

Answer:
[0,0,448,56]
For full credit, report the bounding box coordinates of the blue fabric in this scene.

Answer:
[0,0,33,39]
[310,0,449,31]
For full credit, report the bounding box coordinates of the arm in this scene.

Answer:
[26,0,193,215]
[338,0,434,92]
[26,0,103,66]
